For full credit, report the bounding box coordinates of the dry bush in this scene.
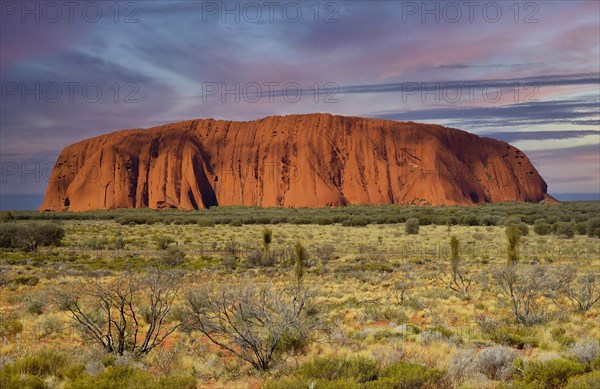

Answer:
[564,272,600,312]
[492,265,551,324]
[567,339,600,364]
[439,236,474,299]
[54,269,183,356]
[448,349,477,385]
[186,283,315,371]
[476,346,515,380]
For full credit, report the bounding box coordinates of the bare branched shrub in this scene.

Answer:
[246,249,262,266]
[224,237,241,260]
[246,248,275,268]
[314,244,336,266]
[394,267,416,305]
[186,284,314,371]
[547,267,600,312]
[474,314,500,335]
[492,265,551,324]
[54,269,183,356]
[439,236,474,299]
[565,272,600,312]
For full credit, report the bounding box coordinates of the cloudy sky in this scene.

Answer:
[1,0,599,207]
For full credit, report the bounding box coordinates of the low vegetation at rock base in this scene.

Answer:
[0,202,599,388]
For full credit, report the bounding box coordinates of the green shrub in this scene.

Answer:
[2,350,67,378]
[84,236,109,250]
[0,222,63,251]
[367,361,446,389]
[314,217,334,225]
[196,217,215,227]
[275,329,311,357]
[460,215,480,226]
[0,319,23,338]
[505,217,522,225]
[114,237,125,249]
[65,365,196,389]
[405,218,419,235]
[270,217,287,225]
[506,224,521,265]
[291,217,312,225]
[0,211,15,223]
[0,372,45,389]
[102,355,117,368]
[565,370,600,388]
[574,222,588,235]
[241,217,256,225]
[0,223,22,248]
[515,358,586,389]
[38,316,63,338]
[229,218,243,227]
[427,325,454,338]
[363,305,408,323]
[266,360,445,389]
[350,217,369,227]
[25,297,46,315]
[534,223,553,235]
[418,215,433,226]
[555,222,575,238]
[155,375,197,389]
[265,377,361,389]
[489,326,538,349]
[159,246,186,267]
[221,255,237,269]
[62,365,86,380]
[551,327,575,347]
[480,215,499,226]
[18,222,65,251]
[587,218,600,238]
[12,275,40,286]
[517,222,530,236]
[117,215,157,225]
[297,356,379,383]
[154,236,175,250]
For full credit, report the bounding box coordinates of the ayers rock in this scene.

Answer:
[40,113,555,211]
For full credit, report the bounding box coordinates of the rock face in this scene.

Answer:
[40,113,554,211]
